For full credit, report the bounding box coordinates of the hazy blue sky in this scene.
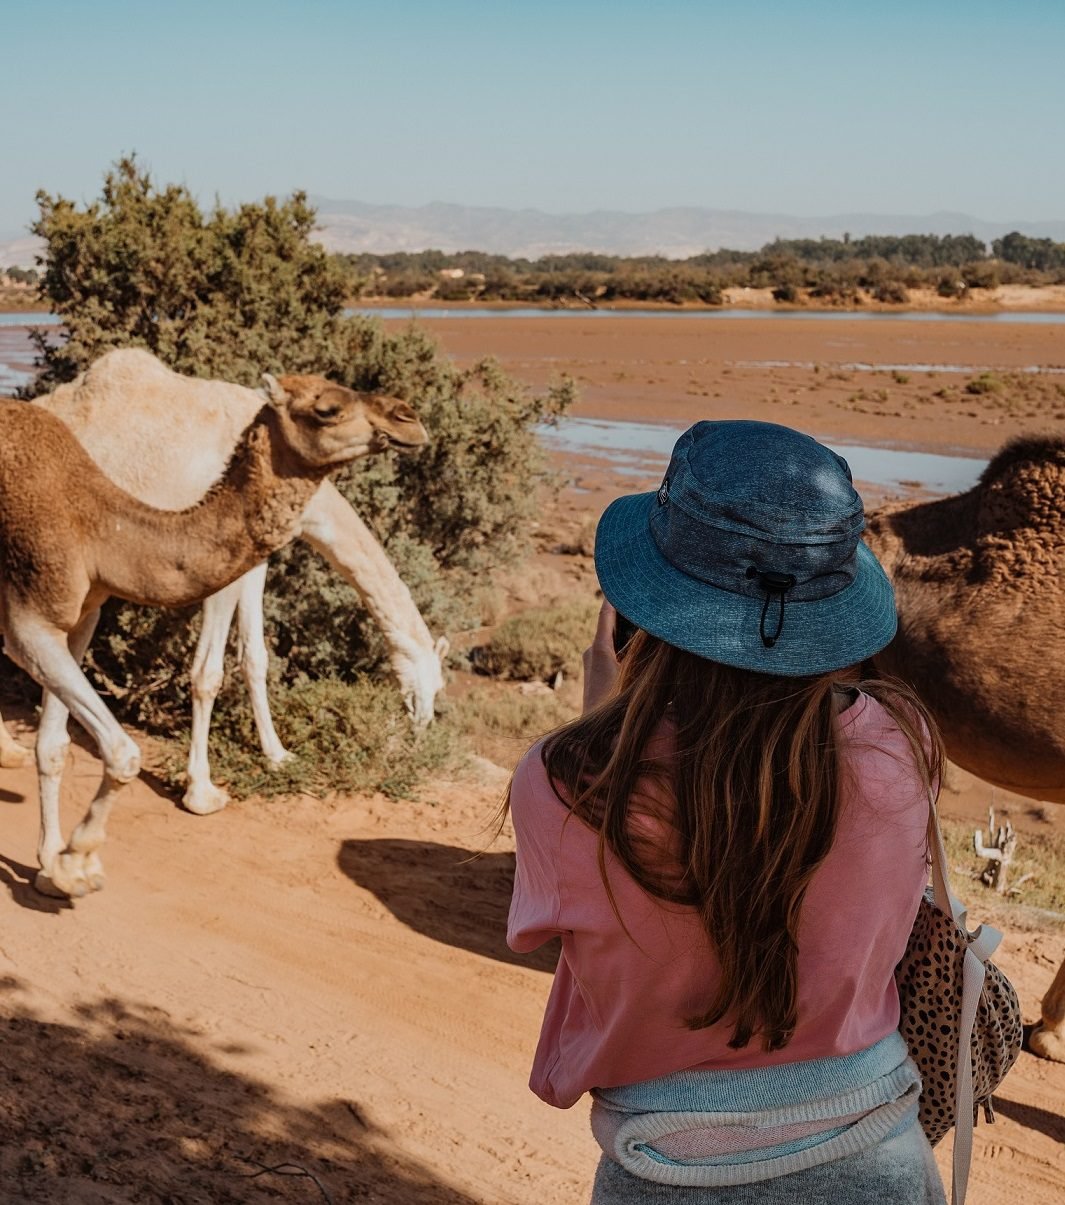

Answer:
[3,0,1064,236]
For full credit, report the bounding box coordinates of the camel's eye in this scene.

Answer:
[313,399,343,422]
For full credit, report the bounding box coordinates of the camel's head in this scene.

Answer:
[390,633,450,729]
[262,373,428,468]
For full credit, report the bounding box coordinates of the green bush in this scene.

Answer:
[871,280,909,304]
[26,158,575,750]
[965,372,1004,396]
[476,599,600,681]
[936,272,966,299]
[445,681,579,765]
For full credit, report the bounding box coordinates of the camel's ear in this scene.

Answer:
[261,373,289,408]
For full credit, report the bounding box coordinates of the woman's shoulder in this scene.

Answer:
[839,690,931,813]
[844,689,931,750]
[511,740,569,822]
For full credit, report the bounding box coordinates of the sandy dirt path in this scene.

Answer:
[0,728,1061,1204]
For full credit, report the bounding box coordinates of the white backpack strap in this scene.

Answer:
[951,946,984,1205]
[926,797,999,1205]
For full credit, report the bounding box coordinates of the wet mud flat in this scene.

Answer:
[410,312,1065,458]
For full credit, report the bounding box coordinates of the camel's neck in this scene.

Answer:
[93,410,325,608]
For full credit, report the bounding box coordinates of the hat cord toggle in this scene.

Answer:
[747,569,797,649]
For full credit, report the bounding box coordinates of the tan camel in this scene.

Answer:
[865,433,1065,1062]
[0,374,425,898]
[6,349,447,814]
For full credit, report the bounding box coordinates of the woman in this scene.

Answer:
[505,420,946,1203]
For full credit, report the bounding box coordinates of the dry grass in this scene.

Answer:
[941,817,1065,917]
[445,680,579,767]
[473,599,600,681]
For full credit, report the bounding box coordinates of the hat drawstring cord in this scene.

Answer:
[751,570,797,649]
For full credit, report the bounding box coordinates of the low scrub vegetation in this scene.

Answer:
[474,599,600,681]
[159,676,459,801]
[446,681,578,766]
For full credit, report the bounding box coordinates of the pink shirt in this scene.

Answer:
[507,693,929,1109]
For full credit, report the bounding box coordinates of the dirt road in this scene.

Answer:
[0,724,1061,1204]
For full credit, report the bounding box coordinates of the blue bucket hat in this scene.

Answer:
[594,420,896,676]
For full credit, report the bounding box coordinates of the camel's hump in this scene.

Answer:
[34,349,263,508]
[980,432,1065,486]
[76,348,264,420]
[976,432,1065,535]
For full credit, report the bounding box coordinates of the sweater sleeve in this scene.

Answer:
[507,748,566,953]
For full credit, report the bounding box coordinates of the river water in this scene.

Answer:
[538,417,984,495]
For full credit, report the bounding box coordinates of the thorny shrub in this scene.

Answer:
[24,158,575,797]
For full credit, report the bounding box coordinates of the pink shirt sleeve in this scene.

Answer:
[507,749,566,953]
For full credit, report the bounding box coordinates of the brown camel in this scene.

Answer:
[865,433,1065,1063]
[0,374,425,899]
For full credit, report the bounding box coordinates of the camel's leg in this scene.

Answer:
[5,616,139,899]
[185,578,243,816]
[0,706,32,768]
[1029,955,1065,1063]
[235,562,291,767]
[298,482,445,727]
[36,609,100,884]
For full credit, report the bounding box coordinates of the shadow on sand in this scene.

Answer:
[0,979,479,1204]
[0,851,71,915]
[991,1091,1065,1145]
[337,839,560,974]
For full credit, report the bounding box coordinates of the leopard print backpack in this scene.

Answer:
[894,800,1023,1205]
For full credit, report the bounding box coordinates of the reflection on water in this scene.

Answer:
[538,417,986,496]
[6,307,1065,326]
[736,359,1065,375]
[344,307,1065,325]
[0,312,59,326]
[0,364,31,392]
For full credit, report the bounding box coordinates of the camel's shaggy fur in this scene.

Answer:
[865,432,1065,1062]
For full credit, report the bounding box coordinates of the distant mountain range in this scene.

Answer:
[0,234,44,270]
[4,201,1065,267]
[307,200,1065,259]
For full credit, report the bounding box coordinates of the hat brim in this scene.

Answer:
[594,491,897,677]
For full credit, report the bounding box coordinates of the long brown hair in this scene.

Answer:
[506,629,942,1053]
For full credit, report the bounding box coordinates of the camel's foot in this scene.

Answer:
[183,780,230,816]
[0,742,32,769]
[35,850,105,899]
[1029,1023,1065,1063]
[265,747,294,769]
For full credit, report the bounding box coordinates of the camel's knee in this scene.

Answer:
[191,664,224,702]
[103,737,141,783]
[35,733,71,778]
[240,639,270,686]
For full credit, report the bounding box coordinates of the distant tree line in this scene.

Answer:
[1,265,39,285]
[334,231,1065,306]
